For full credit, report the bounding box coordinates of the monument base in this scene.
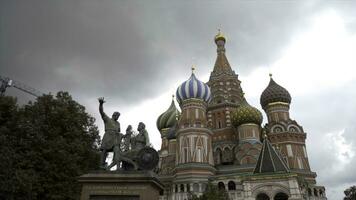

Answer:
[78,171,164,200]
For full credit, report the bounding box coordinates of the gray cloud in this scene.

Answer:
[1,0,338,105]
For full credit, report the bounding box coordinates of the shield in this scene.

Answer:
[137,147,159,170]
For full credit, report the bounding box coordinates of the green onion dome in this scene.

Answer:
[156,98,180,132]
[260,74,291,109]
[231,99,263,127]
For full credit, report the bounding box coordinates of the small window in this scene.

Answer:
[228,181,236,191]
[218,182,225,190]
[314,188,318,196]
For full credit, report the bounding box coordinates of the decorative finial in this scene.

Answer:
[269,73,273,78]
[191,65,196,73]
[172,94,175,100]
[214,28,226,44]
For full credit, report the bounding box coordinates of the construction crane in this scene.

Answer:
[0,75,43,97]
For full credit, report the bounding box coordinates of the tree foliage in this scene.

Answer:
[0,92,101,200]
[190,183,230,200]
[344,185,356,200]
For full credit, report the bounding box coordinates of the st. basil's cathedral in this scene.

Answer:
[155,31,327,200]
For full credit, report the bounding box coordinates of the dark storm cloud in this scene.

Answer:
[0,0,337,106]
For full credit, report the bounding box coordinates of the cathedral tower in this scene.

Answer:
[260,74,316,182]
[231,96,263,166]
[207,31,244,165]
[173,68,215,199]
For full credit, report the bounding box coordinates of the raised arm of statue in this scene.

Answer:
[98,97,109,121]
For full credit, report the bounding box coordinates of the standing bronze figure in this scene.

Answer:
[98,97,121,168]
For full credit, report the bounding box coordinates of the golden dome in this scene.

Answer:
[214,29,226,43]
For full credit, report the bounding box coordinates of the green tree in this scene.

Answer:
[344,186,356,200]
[0,92,101,200]
[190,183,230,200]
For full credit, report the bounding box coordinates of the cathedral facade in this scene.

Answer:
[156,32,326,200]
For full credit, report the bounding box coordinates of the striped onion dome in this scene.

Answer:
[231,99,263,127]
[156,98,180,132]
[260,75,291,109]
[176,72,211,104]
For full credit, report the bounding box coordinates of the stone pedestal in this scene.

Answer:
[78,171,164,200]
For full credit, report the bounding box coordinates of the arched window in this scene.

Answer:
[308,188,312,196]
[256,193,270,200]
[314,188,318,196]
[218,182,225,190]
[180,184,184,192]
[274,192,288,200]
[222,147,233,164]
[228,181,236,191]
[319,189,323,197]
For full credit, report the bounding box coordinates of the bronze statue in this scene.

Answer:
[98,97,121,168]
[132,122,150,151]
[97,99,158,171]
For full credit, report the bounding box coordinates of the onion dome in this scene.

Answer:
[260,74,291,109]
[214,29,226,44]
[231,98,263,127]
[176,68,212,104]
[156,97,180,132]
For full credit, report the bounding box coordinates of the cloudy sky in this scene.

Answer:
[1,0,356,199]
